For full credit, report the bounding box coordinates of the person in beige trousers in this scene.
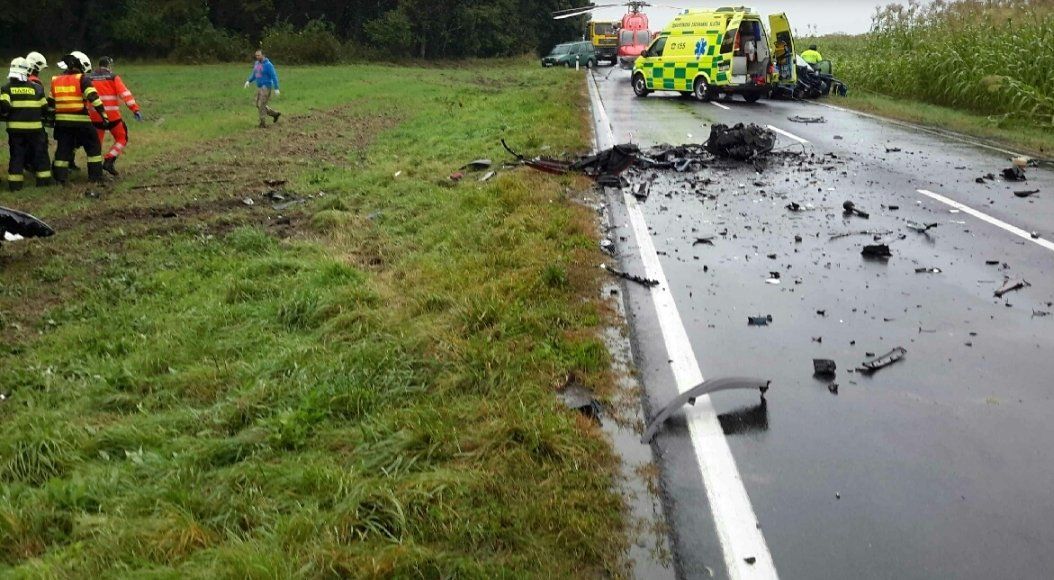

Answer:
[243,50,281,128]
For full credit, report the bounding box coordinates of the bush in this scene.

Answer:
[261,19,343,64]
[170,19,249,63]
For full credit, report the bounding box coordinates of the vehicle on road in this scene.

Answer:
[552,2,657,70]
[632,7,798,102]
[541,41,598,69]
[589,20,620,65]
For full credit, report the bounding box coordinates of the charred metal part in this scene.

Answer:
[1014,189,1039,198]
[885,147,902,153]
[748,315,773,326]
[693,237,715,246]
[786,202,803,212]
[1002,166,1027,182]
[641,377,771,443]
[601,264,659,288]
[705,123,776,161]
[915,267,943,274]
[829,230,892,240]
[1,206,56,242]
[994,278,1030,298]
[788,115,826,124]
[843,201,870,219]
[862,244,893,259]
[857,347,907,374]
[558,380,603,423]
[813,359,837,376]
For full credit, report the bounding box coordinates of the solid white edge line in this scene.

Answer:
[916,189,1054,253]
[813,101,1025,158]
[588,72,779,580]
[766,125,809,145]
[711,100,731,110]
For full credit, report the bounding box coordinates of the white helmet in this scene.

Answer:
[25,52,47,73]
[71,51,92,72]
[8,57,29,80]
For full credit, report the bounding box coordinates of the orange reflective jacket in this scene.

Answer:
[51,73,105,126]
[89,70,139,122]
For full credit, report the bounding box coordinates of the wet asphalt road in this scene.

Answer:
[591,70,1054,579]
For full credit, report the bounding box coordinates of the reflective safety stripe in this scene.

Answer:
[6,121,43,130]
[104,106,121,111]
[120,91,132,97]
[0,94,9,103]
[52,86,78,94]
[87,155,103,163]
[36,170,52,179]
[8,99,48,108]
[53,160,69,168]
[54,114,92,122]
[7,174,25,182]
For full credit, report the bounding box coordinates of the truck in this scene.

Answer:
[589,21,619,66]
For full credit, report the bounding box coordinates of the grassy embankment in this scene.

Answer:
[0,61,628,576]
[807,0,1054,157]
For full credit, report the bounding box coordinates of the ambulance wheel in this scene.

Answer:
[743,92,762,103]
[693,77,712,102]
[632,73,651,98]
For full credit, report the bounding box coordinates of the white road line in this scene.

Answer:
[917,189,1054,253]
[589,73,778,580]
[813,101,1025,158]
[711,100,731,110]
[766,125,809,145]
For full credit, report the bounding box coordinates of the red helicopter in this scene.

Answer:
[553,2,683,69]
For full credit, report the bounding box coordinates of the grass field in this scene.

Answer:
[0,61,629,576]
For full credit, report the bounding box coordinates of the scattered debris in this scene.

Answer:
[631,181,651,200]
[842,201,870,219]
[693,237,715,246]
[829,230,892,240]
[885,147,902,153]
[241,197,255,206]
[748,315,773,326]
[745,557,758,565]
[449,171,464,182]
[907,221,940,233]
[994,278,1030,298]
[861,244,892,259]
[0,206,55,244]
[813,359,837,377]
[641,377,770,443]
[601,264,659,288]
[558,375,603,422]
[460,159,492,171]
[479,171,496,182]
[786,202,803,212]
[1033,310,1051,318]
[788,115,826,124]
[600,239,615,254]
[705,123,776,161]
[1002,166,1027,181]
[263,179,287,187]
[915,267,943,274]
[828,383,839,394]
[1031,231,1042,240]
[1014,189,1039,198]
[857,347,907,374]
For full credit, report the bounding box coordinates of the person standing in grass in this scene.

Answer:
[1,58,53,190]
[243,50,281,128]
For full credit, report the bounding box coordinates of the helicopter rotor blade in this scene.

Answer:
[551,3,621,20]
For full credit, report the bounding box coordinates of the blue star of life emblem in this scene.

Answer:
[695,39,708,59]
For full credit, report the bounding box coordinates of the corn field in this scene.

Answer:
[813,0,1054,128]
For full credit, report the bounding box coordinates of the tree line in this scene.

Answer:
[0,0,587,63]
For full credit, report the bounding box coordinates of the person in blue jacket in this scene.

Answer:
[243,50,281,128]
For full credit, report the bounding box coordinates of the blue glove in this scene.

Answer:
[134,111,143,122]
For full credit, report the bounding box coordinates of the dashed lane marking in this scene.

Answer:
[917,189,1054,253]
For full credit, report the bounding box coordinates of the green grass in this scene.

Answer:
[0,60,628,576]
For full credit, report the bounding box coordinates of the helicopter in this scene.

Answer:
[553,2,684,69]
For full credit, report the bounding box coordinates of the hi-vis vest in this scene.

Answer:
[89,71,139,122]
[51,73,103,126]
[0,80,48,132]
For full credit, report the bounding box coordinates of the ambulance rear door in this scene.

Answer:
[768,13,796,85]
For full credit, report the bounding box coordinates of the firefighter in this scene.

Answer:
[24,51,56,173]
[801,45,824,66]
[89,56,142,176]
[50,52,112,184]
[1,58,52,191]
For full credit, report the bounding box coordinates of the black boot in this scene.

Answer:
[103,157,118,176]
[271,111,281,124]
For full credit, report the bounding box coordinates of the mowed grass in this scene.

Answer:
[0,61,628,576]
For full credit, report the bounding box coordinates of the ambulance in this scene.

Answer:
[631,7,797,102]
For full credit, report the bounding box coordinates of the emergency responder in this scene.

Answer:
[243,50,280,128]
[90,56,142,176]
[1,58,52,191]
[24,51,56,173]
[51,52,112,184]
[801,44,824,67]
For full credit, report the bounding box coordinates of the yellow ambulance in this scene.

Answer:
[631,7,797,102]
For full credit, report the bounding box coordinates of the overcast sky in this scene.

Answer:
[589,1,924,35]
